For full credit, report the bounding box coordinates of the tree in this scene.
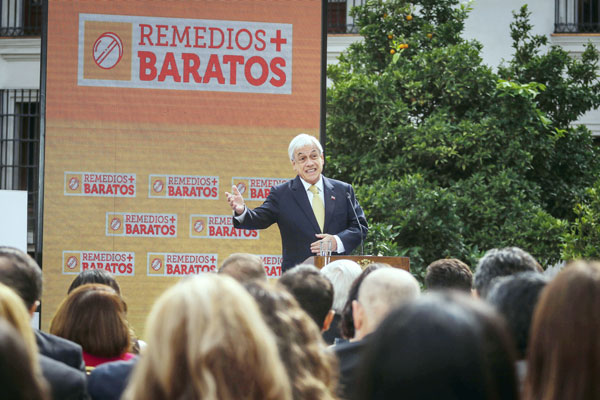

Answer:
[326,1,600,279]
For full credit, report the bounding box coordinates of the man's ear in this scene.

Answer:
[28,300,40,318]
[322,309,335,332]
[352,300,364,333]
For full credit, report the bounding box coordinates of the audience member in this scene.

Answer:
[425,258,472,292]
[487,272,548,384]
[50,284,134,372]
[123,274,291,400]
[354,292,518,400]
[320,259,362,344]
[68,269,121,295]
[88,357,138,400]
[0,246,85,372]
[245,281,338,400]
[278,264,334,331]
[474,247,541,298]
[218,253,266,282]
[67,269,145,354]
[0,318,49,400]
[339,263,389,340]
[335,268,420,399]
[0,282,88,400]
[524,260,600,400]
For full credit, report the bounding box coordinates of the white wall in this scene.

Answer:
[0,38,40,89]
[462,0,554,69]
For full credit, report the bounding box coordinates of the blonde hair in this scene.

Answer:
[124,275,292,400]
[0,282,39,366]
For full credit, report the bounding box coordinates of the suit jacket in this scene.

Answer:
[334,337,369,400]
[233,175,368,271]
[35,329,86,373]
[88,357,138,400]
[39,354,90,400]
[322,313,342,345]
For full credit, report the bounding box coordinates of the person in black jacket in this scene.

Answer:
[0,246,89,399]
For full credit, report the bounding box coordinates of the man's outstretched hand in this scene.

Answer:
[225,185,246,215]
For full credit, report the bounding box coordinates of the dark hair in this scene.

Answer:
[244,281,338,399]
[218,253,266,282]
[68,269,121,295]
[0,318,49,400]
[278,265,333,329]
[524,260,600,400]
[474,247,541,298]
[487,272,548,359]
[0,247,42,309]
[425,258,473,292]
[340,263,389,339]
[50,284,131,357]
[354,292,518,400]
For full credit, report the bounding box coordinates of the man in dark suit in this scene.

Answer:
[0,247,89,399]
[88,357,138,400]
[226,133,368,271]
[333,268,420,400]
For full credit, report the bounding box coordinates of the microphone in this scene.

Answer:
[346,192,365,256]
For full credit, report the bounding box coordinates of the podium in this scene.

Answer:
[304,255,410,272]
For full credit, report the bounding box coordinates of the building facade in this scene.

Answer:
[1,0,599,259]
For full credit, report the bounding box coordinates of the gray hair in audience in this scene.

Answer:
[474,247,541,299]
[320,260,362,313]
[358,268,420,332]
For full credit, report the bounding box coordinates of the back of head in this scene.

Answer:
[320,260,362,313]
[0,246,42,310]
[0,318,49,400]
[357,268,420,334]
[50,284,131,358]
[355,292,518,400]
[68,269,121,294]
[425,258,472,292]
[524,260,600,400]
[245,281,338,400]
[340,263,389,339]
[487,272,548,359]
[278,264,333,329]
[218,253,266,283]
[474,247,541,299]
[124,274,291,400]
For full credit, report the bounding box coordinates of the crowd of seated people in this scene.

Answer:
[1,246,600,400]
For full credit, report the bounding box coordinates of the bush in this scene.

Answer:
[327,1,600,277]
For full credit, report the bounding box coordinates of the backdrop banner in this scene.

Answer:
[43,0,322,334]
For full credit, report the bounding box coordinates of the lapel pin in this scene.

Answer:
[331,196,336,200]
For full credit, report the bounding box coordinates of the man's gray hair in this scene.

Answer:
[358,268,420,332]
[320,260,362,313]
[288,133,323,161]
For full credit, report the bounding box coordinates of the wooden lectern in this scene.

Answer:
[304,255,410,272]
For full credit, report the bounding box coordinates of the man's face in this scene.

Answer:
[292,144,324,185]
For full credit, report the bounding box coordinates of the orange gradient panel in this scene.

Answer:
[43,0,322,336]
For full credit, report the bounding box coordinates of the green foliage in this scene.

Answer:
[327,0,600,277]
[498,6,600,219]
[561,179,600,260]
